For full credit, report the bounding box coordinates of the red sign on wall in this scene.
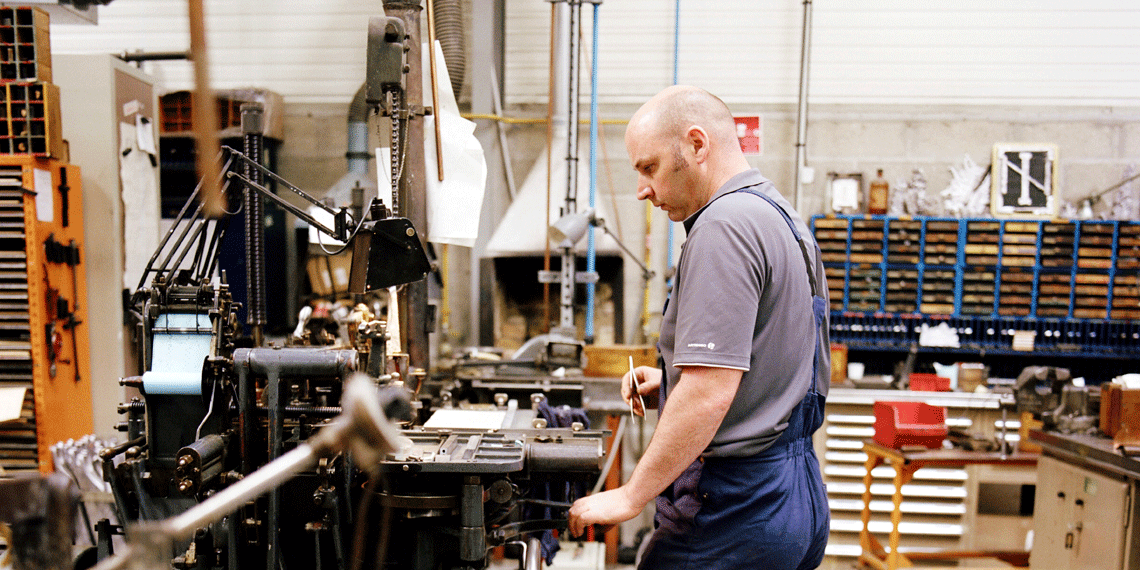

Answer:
[734,115,762,156]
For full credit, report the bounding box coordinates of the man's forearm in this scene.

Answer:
[623,366,742,508]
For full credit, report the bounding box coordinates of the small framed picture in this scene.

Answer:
[828,171,863,214]
[991,143,1059,218]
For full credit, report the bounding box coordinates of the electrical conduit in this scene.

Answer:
[585,3,600,342]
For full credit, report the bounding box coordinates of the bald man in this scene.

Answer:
[568,86,831,569]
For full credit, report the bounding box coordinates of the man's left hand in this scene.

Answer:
[567,487,644,538]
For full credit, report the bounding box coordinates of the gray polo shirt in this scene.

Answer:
[658,169,830,458]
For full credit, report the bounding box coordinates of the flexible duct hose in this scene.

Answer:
[432,0,466,98]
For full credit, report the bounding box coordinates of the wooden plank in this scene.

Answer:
[1003,233,1038,244]
[962,283,995,293]
[888,244,920,253]
[1075,274,1110,285]
[814,230,848,240]
[965,244,998,255]
[1078,236,1113,246]
[927,222,958,232]
[851,231,883,241]
[1078,258,1112,269]
[1077,247,1112,258]
[1075,297,1109,308]
[925,243,958,254]
[1043,223,1075,234]
[962,307,998,316]
[998,306,1031,317]
[1074,308,1107,319]
[813,218,848,229]
[1039,284,1071,295]
[967,222,1000,231]
[920,303,954,314]
[967,233,1000,244]
[925,233,959,244]
[1074,285,1109,296]
[999,294,1032,305]
[1002,257,1036,267]
[887,270,919,279]
[1001,271,1033,282]
[924,270,956,280]
[962,270,997,281]
[1004,222,1039,233]
[1002,245,1038,256]
[850,253,882,264]
[1000,283,1032,295]
[1080,224,1115,234]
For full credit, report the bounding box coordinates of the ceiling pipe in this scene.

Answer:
[793,0,813,210]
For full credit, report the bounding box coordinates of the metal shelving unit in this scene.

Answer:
[812,215,1140,372]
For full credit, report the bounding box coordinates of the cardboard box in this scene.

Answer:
[1101,383,1140,438]
[583,344,657,377]
[306,251,352,297]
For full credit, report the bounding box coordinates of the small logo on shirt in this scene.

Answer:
[687,342,715,350]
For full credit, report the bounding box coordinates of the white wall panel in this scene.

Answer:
[47,1,1140,107]
[505,0,1140,108]
[49,0,380,104]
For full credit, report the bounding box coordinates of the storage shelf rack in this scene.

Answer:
[812,215,1140,362]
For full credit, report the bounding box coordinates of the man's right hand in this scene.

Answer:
[622,366,662,415]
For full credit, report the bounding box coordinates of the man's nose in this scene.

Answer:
[636,185,652,200]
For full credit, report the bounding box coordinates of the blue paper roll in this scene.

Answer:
[143,313,213,396]
[141,370,202,395]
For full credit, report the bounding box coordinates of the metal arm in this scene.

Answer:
[591,214,656,283]
[221,146,356,242]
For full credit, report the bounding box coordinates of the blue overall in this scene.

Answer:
[640,187,830,570]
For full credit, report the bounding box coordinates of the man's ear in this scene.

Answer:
[687,126,710,163]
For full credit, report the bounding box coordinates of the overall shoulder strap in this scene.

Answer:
[727,187,821,298]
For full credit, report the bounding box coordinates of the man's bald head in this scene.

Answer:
[627,85,739,150]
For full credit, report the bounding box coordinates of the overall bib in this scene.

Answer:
[640,187,830,570]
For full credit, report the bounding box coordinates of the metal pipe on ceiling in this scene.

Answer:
[793,0,813,211]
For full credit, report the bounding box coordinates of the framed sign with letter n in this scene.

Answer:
[991,143,1058,218]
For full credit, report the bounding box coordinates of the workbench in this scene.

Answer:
[858,440,1038,570]
[1027,429,1140,569]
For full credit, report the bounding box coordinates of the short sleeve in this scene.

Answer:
[671,216,768,370]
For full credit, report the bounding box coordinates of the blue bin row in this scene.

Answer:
[830,312,1140,356]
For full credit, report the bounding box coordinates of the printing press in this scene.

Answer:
[65,12,606,570]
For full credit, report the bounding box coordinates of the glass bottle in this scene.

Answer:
[868,169,889,215]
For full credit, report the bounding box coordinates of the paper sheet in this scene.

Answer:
[34,167,52,222]
[0,386,27,423]
[120,121,160,289]
[423,409,506,430]
[422,41,487,247]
